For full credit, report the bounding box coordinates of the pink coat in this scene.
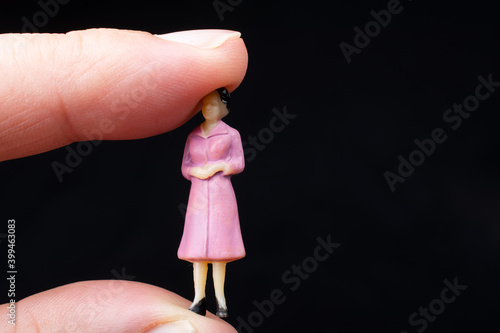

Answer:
[178,120,245,262]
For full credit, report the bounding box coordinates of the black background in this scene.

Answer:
[1,1,500,332]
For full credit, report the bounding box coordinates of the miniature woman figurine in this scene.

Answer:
[178,88,245,317]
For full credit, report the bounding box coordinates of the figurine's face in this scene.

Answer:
[202,91,229,121]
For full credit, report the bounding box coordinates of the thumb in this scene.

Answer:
[0,28,248,161]
[1,280,237,332]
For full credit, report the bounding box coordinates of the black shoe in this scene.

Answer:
[216,299,228,318]
[189,298,206,316]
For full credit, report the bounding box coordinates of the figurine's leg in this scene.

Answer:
[212,261,228,317]
[190,261,208,316]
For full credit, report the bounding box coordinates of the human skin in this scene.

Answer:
[0,28,247,162]
[0,28,247,333]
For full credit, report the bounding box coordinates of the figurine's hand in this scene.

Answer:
[205,162,228,176]
[0,29,248,162]
[189,166,214,179]
[1,280,238,332]
[189,163,227,179]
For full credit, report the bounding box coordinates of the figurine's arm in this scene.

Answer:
[181,137,193,180]
[222,129,245,176]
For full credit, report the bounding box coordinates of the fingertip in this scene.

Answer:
[1,280,237,333]
[0,28,248,161]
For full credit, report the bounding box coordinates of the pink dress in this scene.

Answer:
[178,120,245,262]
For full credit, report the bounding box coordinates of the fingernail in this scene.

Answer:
[146,320,196,333]
[155,29,241,49]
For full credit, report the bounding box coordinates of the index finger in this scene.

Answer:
[0,28,248,161]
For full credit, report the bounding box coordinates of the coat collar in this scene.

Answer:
[191,120,228,138]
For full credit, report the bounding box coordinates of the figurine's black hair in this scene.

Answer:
[216,87,231,112]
